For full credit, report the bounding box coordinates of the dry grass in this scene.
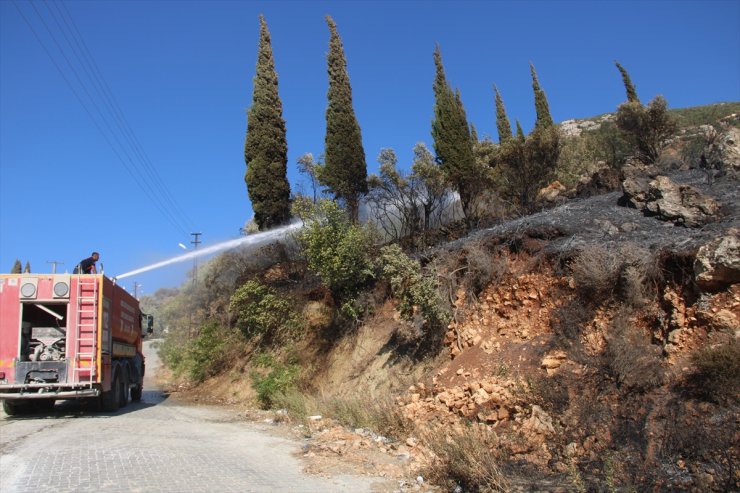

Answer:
[606,311,664,392]
[423,425,509,493]
[689,339,740,404]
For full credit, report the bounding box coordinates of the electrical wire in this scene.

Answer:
[11,0,195,239]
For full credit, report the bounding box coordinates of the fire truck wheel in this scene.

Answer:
[118,369,129,408]
[101,373,120,412]
[2,399,29,416]
[33,399,55,412]
[131,384,143,402]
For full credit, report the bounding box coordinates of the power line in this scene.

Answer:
[49,0,195,231]
[11,0,195,238]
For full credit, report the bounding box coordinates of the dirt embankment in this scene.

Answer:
[168,164,739,491]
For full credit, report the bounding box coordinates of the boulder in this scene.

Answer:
[622,173,720,227]
[694,231,740,290]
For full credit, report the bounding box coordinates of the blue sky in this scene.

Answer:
[1,0,739,295]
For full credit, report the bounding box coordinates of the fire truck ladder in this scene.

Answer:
[73,276,99,386]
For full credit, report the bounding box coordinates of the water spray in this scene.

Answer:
[114,222,302,281]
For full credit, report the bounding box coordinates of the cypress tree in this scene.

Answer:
[530,63,554,128]
[431,46,479,221]
[11,259,22,273]
[322,16,367,223]
[515,120,525,141]
[494,85,512,143]
[615,61,640,104]
[244,15,291,230]
[23,261,31,273]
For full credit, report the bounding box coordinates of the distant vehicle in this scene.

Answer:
[0,273,153,415]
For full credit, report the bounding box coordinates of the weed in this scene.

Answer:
[423,425,509,493]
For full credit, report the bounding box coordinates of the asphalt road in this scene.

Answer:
[0,340,388,493]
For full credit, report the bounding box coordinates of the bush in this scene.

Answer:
[229,280,302,342]
[293,198,377,316]
[690,339,740,404]
[606,311,664,392]
[616,96,678,164]
[161,321,243,383]
[571,243,660,307]
[250,352,301,409]
[424,425,509,493]
[378,244,449,340]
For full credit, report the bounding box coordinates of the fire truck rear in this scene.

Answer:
[0,273,152,415]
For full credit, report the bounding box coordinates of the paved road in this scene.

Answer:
[0,341,390,493]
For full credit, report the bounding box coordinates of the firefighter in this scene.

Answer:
[74,252,100,274]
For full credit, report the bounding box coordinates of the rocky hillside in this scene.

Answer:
[156,108,740,492]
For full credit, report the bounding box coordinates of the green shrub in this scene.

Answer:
[378,244,449,338]
[250,352,301,409]
[160,321,242,383]
[616,96,678,164]
[293,198,377,316]
[229,280,302,342]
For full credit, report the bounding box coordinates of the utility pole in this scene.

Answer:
[190,232,202,285]
[46,260,63,274]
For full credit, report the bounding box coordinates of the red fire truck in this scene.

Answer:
[0,273,152,415]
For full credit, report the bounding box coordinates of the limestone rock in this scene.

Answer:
[694,231,740,290]
[622,172,720,227]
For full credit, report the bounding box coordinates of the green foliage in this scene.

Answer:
[378,244,449,336]
[293,198,376,311]
[322,16,368,223]
[494,66,559,213]
[671,102,740,128]
[431,46,484,222]
[616,96,678,165]
[250,352,300,409]
[615,61,640,104]
[530,63,554,129]
[244,15,291,230]
[10,259,21,274]
[23,261,30,273]
[229,280,302,342]
[556,135,601,188]
[494,85,512,143]
[160,321,242,383]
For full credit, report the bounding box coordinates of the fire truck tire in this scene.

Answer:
[101,373,120,412]
[3,399,28,416]
[33,399,55,412]
[131,384,143,402]
[119,367,129,408]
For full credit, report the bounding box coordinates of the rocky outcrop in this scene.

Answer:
[694,230,740,290]
[622,173,720,227]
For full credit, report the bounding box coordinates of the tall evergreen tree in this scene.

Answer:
[431,46,480,221]
[244,15,291,230]
[494,85,512,143]
[615,61,640,104]
[530,63,554,128]
[322,16,367,223]
[11,259,22,273]
[515,120,525,141]
[23,261,31,273]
